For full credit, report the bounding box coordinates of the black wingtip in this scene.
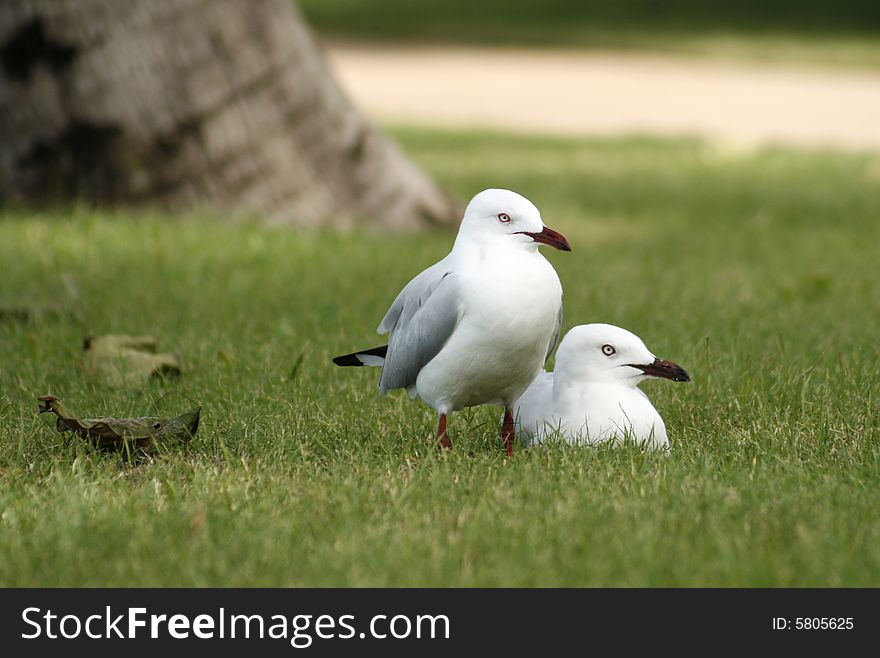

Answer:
[332,345,388,367]
[333,353,364,367]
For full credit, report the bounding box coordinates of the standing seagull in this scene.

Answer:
[333,189,571,456]
[515,324,690,449]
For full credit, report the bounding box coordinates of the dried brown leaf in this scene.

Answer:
[83,334,181,387]
[38,395,200,453]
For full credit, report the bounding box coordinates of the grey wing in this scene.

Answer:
[544,304,563,363]
[376,261,461,393]
[377,259,450,334]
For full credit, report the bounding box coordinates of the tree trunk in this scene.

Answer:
[0,0,457,228]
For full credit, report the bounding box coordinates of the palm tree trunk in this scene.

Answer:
[0,0,457,228]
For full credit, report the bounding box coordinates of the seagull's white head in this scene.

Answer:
[554,323,690,387]
[456,189,571,252]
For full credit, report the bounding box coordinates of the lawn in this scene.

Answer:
[298,0,880,68]
[1,129,879,586]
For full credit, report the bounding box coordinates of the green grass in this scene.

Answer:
[1,129,880,586]
[299,0,880,68]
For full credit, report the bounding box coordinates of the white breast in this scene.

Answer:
[556,383,668,448]
[415,249,562,413]
[517,380,668,449]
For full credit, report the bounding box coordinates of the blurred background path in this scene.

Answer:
[327,43,880,150]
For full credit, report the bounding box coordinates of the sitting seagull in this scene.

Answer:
[333,188,571,456]
[515,324,690,449]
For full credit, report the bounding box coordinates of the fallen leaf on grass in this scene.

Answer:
[38,395,200,453]
[84,334,181,386]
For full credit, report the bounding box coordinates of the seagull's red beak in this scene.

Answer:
[516,226,572,251]
[629,358,691,382]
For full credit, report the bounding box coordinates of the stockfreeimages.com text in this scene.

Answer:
[22,607,450,648]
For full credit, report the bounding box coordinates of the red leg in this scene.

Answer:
[437,414,452,449]
[501,408,515,458]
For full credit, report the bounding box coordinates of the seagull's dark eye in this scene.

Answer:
[601,344,616,356]
[497,213,511,223]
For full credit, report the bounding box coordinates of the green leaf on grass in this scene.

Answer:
[83,334,181,386]
[37,395,200,453]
